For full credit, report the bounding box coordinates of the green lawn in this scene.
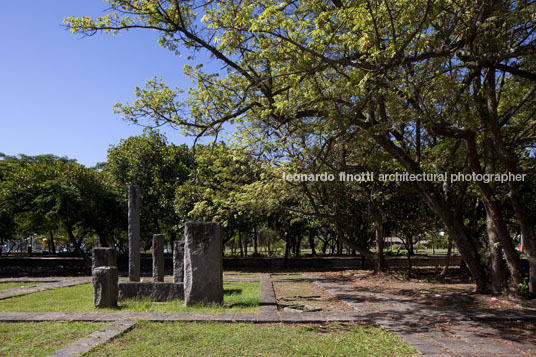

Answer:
[0,281,46,291]
[0,321,103,357]
[0,281,259,313]
[85,321,418,357]
[224,273,262,278]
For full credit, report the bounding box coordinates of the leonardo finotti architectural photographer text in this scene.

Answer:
[282,171,526,183]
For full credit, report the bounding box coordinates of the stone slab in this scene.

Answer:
[152,234,165,282]
[47,320,135,357]
[118,282,183,302]
[184,221,223,306]
[173,240,185,283]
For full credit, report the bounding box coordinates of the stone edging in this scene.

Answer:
[0,311,371,323]
[0,277,91,301]
[47,320,136,357]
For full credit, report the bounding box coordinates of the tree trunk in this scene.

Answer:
[485,70,536,295]
[238,231,244,257]
[65,226,90,264]
[485,207,508,293]
[49,231,56,254]
[309,230,316,256]
[296,230,303,257]
[253,224,258,254]
[372,132,489,292]
[464,135,523,286]
[440,237,453,279]
[369,191,386,272]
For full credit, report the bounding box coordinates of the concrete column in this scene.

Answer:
[152,234,165,282]
[173,241,185,283]
[128,185,140,282]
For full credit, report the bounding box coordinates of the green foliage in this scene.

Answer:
[517,278,531,300]
[106,129,193,245]
[0,154,124,255]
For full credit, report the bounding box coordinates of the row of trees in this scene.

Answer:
[0,130,441,264]
[64,0,536,295]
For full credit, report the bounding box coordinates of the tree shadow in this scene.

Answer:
[224,288,243,295]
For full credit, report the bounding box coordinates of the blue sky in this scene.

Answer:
[0,1,218,167]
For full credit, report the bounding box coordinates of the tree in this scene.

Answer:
[0,154,124,261]
[106,129,193,247]
[67,0,536,294]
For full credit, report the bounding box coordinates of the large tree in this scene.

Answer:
[67,0,536,294]
[106,129,193,246]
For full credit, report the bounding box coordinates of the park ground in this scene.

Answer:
[0,267,535,356]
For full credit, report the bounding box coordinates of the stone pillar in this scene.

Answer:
[184,222,223,306]
[93,266,118,308]
[173,241,185,283]
[128,185,140,282]
[92,247,117,272]
[152,234,165,282]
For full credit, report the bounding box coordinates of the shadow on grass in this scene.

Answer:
[224,288,243,295]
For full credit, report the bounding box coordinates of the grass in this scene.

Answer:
[0,321,103,357]
[0,281,259,313]
[272,273,303,279]
[85,321,418,357]
[0,281,46,291]
[224,273,261,278]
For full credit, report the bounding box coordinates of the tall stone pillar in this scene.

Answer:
[184,222,223,306]
[128,185,140,282]
[173,241,185,283]
[152,234,165,282]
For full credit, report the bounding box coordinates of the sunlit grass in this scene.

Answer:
[0,281,47,291]
[86,321,418,357]
[0,321,103,357]
[0,282,259,312]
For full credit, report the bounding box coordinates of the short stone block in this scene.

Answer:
[92,266,118,308]
[92,247,117,272]
[118,282,184,302]
[173,241,185,283]
[184,221,223,306]
[152,234,165,282]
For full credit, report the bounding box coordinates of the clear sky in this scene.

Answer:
[0,1,217,167]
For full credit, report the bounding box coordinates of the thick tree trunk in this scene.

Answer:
[337,223,376,267]
[372,132,489,292]
[485,207,508,293]
[485,70,536,295]
[465,136,523,286]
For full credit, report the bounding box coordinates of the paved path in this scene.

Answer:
[3,273,536,356]
[315,278,536,356]
[0,277,91,300]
